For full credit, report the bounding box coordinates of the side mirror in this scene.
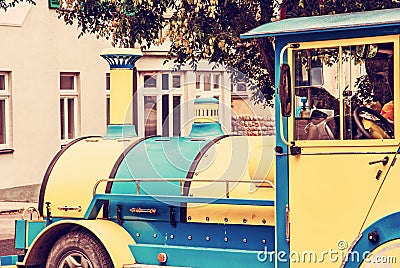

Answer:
[278,64,292,117]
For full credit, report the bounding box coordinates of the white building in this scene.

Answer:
[0,0,111,190]
[0,0,245,191]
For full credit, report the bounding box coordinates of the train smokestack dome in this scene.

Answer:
[100,48,142,139]
[189,97,224,137]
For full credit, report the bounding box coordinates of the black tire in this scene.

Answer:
[46,230,114,268]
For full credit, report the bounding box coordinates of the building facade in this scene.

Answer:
[135,54,232,137]
[0,1,112,189]
[1,1,268,190]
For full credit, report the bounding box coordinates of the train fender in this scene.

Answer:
[342,211,400,268]
[19,219,135,267]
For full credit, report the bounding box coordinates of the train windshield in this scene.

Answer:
[293,41,395,140]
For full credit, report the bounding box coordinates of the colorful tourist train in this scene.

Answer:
[2,7,400,268]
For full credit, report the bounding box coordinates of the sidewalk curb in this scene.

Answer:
[0,209,23,215]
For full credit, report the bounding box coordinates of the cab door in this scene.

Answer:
[287,35,400,267]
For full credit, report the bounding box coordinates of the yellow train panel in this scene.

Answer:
[187,136,275,225]
[110,69,133,125]
[42,137,139,219]
[288,146,400,267]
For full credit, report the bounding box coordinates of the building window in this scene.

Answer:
[0,99,5,145]
[60,72,79,143]
[195,72,222,96]
[160,94,182,136]
[213,74,220,89]
[204,73,211,91]
[196,74,201,90]
[140,72,183,137]
[173,96,181,136]
[162,74,169,90]
[162,95,169,136]
[231,72,248,96]
[160,74,181,91]
[0,72,10,148]
[237,72,247,91]
[143,94,183,137]
[144,96,157,137]
[144,75,157,88]
[106,73,110,125]
[172,75,181,89]
[60,73,75,90]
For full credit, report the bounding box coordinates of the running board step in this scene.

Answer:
[128,244,274,268]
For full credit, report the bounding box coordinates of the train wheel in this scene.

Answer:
[46,230,113,268]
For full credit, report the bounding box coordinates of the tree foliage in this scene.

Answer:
[57,0,276,105]
[165,0,276,105]
[58,0,172,48]
[3,0,400,105]
[282,0,400,18]
[0,0,34,11]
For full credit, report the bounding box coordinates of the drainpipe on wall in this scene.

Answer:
[100,48,142,139]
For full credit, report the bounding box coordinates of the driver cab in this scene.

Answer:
[292,37,395,141]
[241,8,400,268]
[282,34,400,268]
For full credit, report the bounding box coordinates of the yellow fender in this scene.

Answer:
[19,219,135,267]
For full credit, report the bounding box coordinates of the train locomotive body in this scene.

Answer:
[29,130,276,268]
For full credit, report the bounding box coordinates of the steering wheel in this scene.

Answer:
[353,106,394,139]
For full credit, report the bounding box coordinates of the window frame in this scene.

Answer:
[144,74,158,89]
[106,73,110,126]
[195,72,223,98]
[288,35,400,147]
[230,72,248,96]
[139,72,184,137]
[0,72,11,150]
[172,74,182,89]
[231,81,248,95]
[60,72,79,144]
[143,94,159,137]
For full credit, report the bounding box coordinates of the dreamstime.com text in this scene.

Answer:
[257,240,397,264]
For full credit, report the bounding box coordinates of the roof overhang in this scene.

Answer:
[241,8,400,39]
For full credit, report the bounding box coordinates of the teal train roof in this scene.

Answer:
[111,136,212,195]
[189,122,224,138]
[194,97,219,104]
[241,8,400,38]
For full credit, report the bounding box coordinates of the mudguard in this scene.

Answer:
[18,219,135,267]
[343,212,400,268]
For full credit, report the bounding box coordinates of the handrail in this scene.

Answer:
[93,178,275,197]
[84,193,275,220]
[22,207,41,220]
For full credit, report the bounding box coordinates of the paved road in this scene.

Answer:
[0,214,24,257]
[0,213,21,240]
[0,239,23,257]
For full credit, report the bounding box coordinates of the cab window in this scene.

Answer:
[293,41,394,140]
